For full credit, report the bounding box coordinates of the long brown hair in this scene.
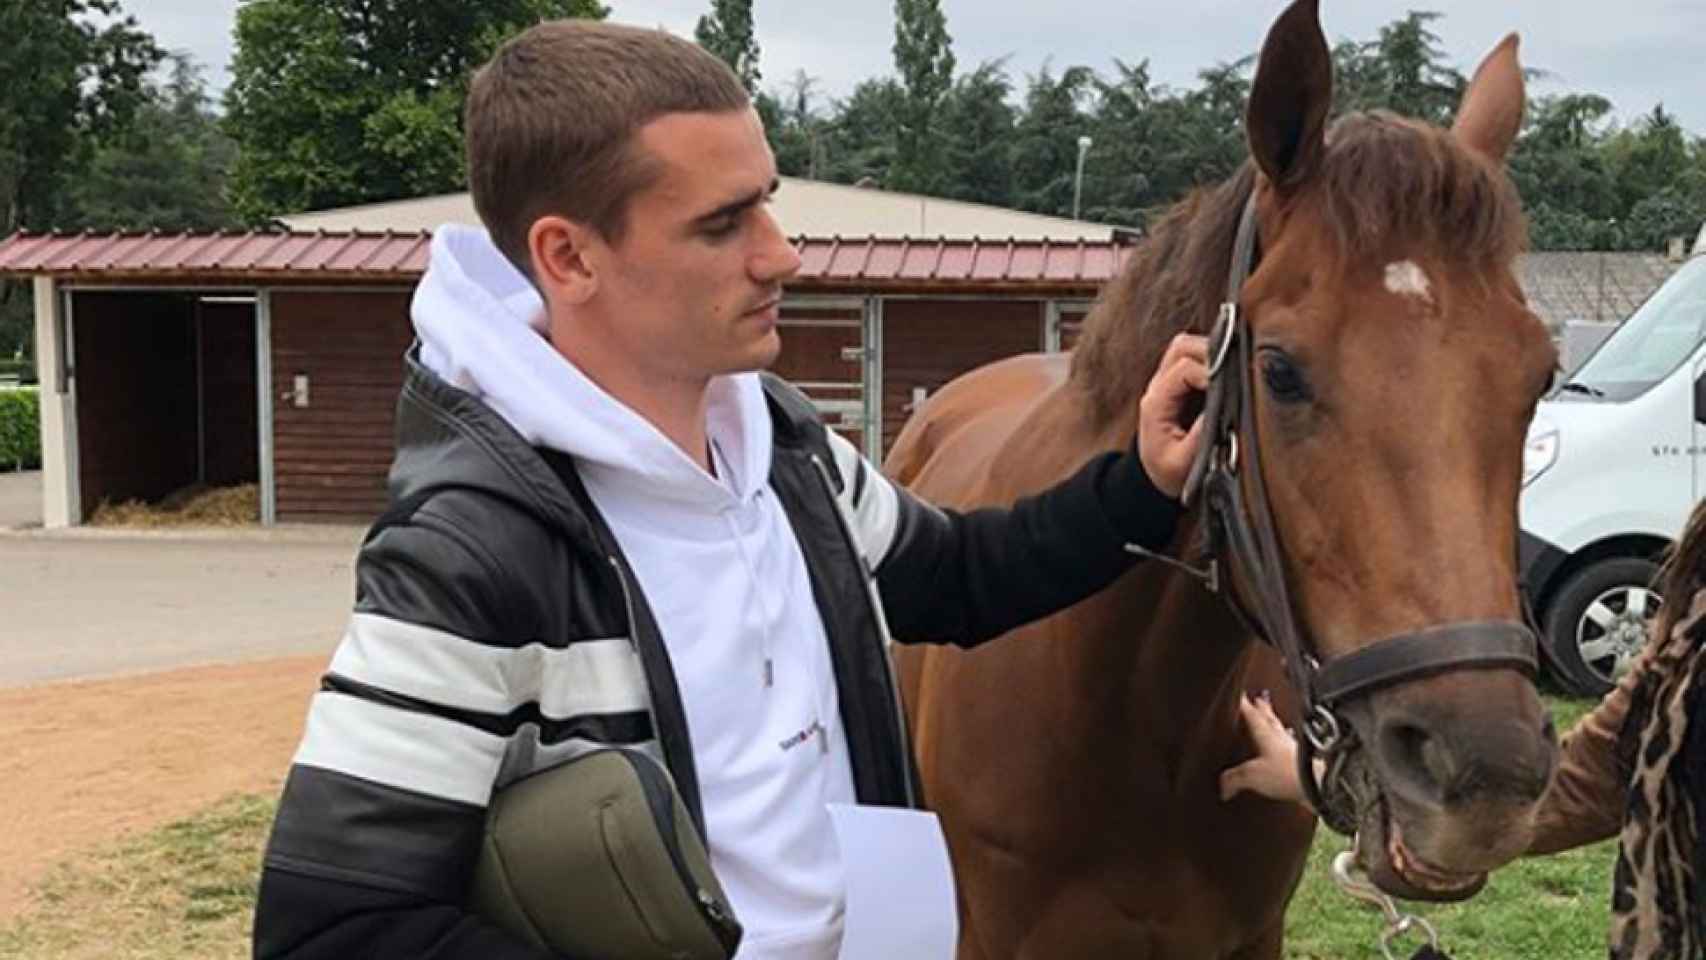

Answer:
[1654,498,1706,642]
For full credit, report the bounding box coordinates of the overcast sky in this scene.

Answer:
[140,0,1706,136]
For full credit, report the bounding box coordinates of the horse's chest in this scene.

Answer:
[1000,870,1284,959]
[953,800,1310,959]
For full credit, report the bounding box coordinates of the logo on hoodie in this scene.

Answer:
[779,719,827,753]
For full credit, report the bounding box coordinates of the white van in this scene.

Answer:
[1520,231,1706,695]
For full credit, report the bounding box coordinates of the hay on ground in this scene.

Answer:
[88,484,259,528]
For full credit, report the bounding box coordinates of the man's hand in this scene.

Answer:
[1137,333,1209,500]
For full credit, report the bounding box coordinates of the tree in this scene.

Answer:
[1082,59,1159,225]
[1530,93,1616,150]
[1509,94,1620,248]
[1605,108,1706,250]
[64,55,240,231]
[0,0,162,236]
[1330,38,1384,117]
[937,60,1018,206]
[761,71,826,179]
[0,0,162,363]
[1010,64,1095,217]
[695,0,760,94]
[890,0,955,194]
[224,0,608,222]
[1524,203,1608,251]
[1371,12,1464,125]
[1110,58,1248,226]
[821,78,905,187]
[1603,105,1693,217]
[1329,13,1463,125]
[1624,186,1703,251]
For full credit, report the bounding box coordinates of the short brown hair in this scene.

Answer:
[465,21,750,276]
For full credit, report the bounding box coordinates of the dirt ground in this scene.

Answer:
[0,655,327,919]
[0,531,358,688]
[0,471,38,530]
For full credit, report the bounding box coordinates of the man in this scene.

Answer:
[253,20,1208,960]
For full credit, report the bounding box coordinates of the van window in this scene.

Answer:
[1566,256,1706,401]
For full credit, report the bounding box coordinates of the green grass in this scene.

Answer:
[1285,695,1617,959]
[0,794,271,960]
[0,699,1616,958]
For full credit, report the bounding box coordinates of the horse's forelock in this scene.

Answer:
[1318,112,1527,274]
[1068,110,1527,428]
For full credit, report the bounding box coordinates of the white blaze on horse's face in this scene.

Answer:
[1383,261,1433,304]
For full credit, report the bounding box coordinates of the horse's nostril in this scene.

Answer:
[1380,720,1453,801]
[1377,709,1556,809]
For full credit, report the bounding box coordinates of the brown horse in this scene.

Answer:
[887,2,1562,957]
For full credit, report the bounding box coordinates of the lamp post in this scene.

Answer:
[1073,135,1093,221]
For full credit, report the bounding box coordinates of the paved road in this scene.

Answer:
[0,530,363,687]
[0,470,38,529]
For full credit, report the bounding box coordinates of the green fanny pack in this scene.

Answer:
[468,748,743,959]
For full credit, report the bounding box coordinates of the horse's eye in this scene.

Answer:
[1260,351,1311,404]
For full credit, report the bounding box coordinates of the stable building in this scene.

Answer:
[0,229,1129,527]
[6,182,1674,529]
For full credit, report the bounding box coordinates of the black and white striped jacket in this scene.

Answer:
[253,350,1181,959]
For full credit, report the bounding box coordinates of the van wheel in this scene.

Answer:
[1542,557,1662,698]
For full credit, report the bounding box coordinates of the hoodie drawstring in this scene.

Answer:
[716,444,834,756]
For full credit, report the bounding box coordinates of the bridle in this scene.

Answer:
[1143,191,1540,835]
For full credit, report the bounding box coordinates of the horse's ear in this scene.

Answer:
[1452,34,1525,163]
[1246,0,1333,192]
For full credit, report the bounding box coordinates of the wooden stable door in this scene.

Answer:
[773,307,867,454]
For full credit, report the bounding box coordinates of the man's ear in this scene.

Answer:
[528,215,599,306]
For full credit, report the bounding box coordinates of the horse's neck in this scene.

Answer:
[1068,516,1261,771]
[989,385,1261,762]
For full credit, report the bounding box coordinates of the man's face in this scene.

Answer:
[582,108,801,384]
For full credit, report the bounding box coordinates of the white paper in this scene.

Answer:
[828,803,959,960]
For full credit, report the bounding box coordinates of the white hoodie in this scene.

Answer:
[413,225,857,959]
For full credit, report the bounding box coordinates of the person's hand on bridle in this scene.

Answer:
[1138,333,1209,500]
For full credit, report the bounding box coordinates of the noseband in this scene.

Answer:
[1162,193,1539,834]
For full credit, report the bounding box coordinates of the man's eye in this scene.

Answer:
[704,217,738,238]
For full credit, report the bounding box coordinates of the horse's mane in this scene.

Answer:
[1069,110,1529,425]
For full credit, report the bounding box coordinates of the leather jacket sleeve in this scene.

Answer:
[254,505,554,960]
[820,430,1181,647]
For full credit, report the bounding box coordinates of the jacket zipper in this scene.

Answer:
[606,555,704,830]
[807,452,919,808]
[607,556,644,658]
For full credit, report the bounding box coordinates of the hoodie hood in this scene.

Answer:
[410,224,773,508]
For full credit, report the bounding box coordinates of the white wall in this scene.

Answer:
[32,278,79,527]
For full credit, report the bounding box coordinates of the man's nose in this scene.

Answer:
[750,206,801,283]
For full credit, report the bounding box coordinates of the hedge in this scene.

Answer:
[0,359,33,384]
[0,387,41,471]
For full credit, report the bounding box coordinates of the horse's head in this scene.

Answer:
[1233,0,1559,901]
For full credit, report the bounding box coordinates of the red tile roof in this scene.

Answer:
[0,230,1131,290]
[0,230,435,279]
